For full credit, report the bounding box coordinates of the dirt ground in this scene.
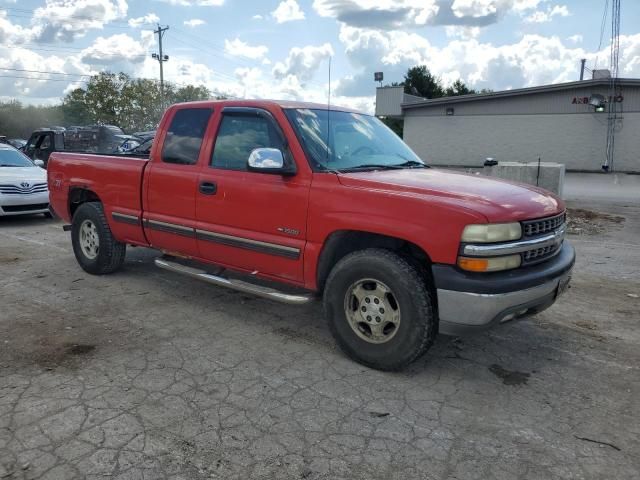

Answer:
[1,193,639,479]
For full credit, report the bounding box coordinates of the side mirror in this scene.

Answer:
[34,159,45,168]
[247,148,295,175]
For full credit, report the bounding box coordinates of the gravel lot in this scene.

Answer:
[1,193,639,479]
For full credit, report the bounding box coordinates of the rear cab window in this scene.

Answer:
[162,108,213,165]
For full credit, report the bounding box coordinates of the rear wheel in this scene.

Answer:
[71,202,126,274]
[323,248,436,371]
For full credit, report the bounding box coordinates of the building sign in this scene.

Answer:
[572,95,623,104]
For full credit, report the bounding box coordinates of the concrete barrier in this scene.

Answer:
[483,161,565,197]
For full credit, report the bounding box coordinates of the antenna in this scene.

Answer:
[326,56,331,161]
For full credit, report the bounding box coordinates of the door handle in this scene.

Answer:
[199,181,217,195]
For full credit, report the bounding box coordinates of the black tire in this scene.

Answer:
[323,248,436,371]
[43,210,53,219]
[71,202,126,275]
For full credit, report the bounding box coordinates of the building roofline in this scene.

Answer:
[400,78,640,109]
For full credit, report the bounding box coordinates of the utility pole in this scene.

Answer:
[579,58,586,80]
[152,24,169,105]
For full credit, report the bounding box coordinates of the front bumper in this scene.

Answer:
[434,242,575,336]
[0,191,50,216]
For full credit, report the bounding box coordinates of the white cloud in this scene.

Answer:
[272,0,305,24]
[224,38,269,60]
[0,44,91,102]
[273,43,333,82]
[451,0,498,18]
[184,18,206,27]
[80,32,153,66]
[128,13,160,27]
[32,0,129,43]
[335,26,640,98]
[155,0,223,5]
[567,34,582,44]
[0,10,33,43]
[445,25,481,39]
[311,0,569,29]
[313,0,438,29]
[524,4,569,23]
[252,14,263,20]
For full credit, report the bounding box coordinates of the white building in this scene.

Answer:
[376,78,640,173]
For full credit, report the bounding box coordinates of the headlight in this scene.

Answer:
[458,254,522,272]
[461,223,522,243]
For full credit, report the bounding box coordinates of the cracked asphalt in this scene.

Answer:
[1,196,639,479]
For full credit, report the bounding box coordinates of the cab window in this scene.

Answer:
[161,108,212,165]
[211,115,285,171]
[39,135,51,149]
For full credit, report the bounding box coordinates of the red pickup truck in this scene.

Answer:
[48,100,574,370]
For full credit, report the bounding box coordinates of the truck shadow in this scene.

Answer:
[122,247,549,379]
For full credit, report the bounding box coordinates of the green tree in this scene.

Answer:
[62,88,93,126]
[380,66,481,137]
[445,79,477,96]
[171,85,211,104]
[0,100,64,138]
[61,72,213,132]
[402,66,445,99]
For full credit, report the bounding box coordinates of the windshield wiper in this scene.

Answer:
[390,160,428,169]
[342,164,404,171]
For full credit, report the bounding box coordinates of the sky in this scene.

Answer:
[1,0,639,113]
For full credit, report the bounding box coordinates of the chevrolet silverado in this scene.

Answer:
[47,100,574,370]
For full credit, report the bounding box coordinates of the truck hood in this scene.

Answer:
[338,168,563,222]
[0,166,47,184]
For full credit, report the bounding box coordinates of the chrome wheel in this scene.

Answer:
[343,278,401,344]
[79,219,99,260]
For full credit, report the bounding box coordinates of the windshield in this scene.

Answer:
[0,148,35,167]
[285,108,425,172]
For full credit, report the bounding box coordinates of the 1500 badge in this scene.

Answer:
[277,227,299,236]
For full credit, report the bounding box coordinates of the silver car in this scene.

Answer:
[0,144,50,217]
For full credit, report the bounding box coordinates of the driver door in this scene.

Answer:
[195,108,310,284]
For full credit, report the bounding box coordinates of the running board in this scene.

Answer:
[154,257,314,305]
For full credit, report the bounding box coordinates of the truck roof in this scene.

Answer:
[171,99,366,115]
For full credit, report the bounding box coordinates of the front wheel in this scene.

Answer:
[323,249,436,371]
[71,202,126,274]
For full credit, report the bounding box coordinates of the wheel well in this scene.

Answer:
[68,188,101,218]
[316,230,434,293]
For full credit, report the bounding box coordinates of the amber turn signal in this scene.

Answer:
[458,257,489,272]
[458,254,521,272]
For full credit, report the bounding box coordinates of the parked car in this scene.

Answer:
[24,125,132,168]
[116,130,156,154]
[7,139,27,150]
[0,143,50,217]
[120,135,154,156]
[47,100,574,370]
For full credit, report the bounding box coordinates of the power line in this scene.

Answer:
[0,67,90,77]
[593,0,610,71]
[0,7,133,27]
[0,74,88,83]
[170,28,329,92]
[603,0,621,172]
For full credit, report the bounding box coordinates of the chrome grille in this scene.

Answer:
[522,213,565,237]
[523,244,560,263]
[0,182,48,195]
[521,212,566,265]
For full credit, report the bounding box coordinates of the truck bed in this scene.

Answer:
[48,152,149,246]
